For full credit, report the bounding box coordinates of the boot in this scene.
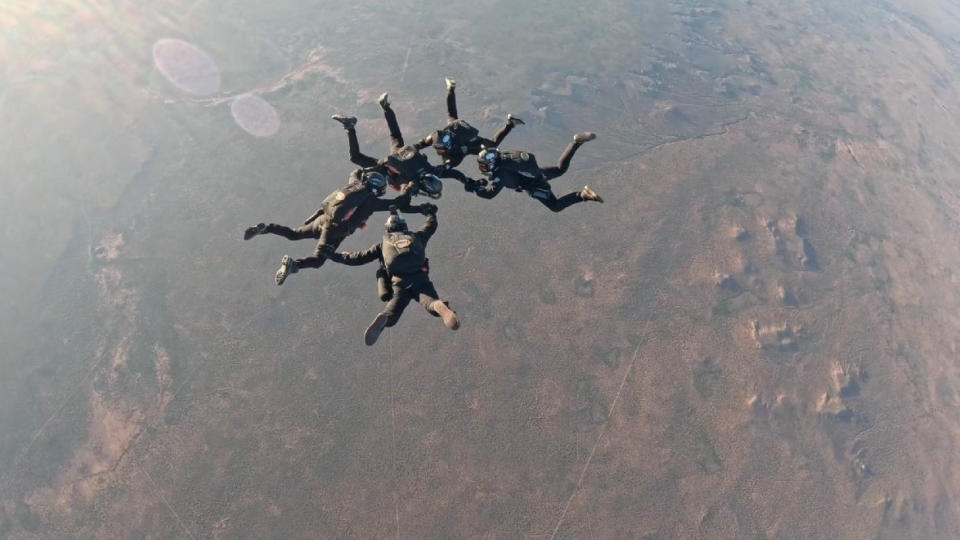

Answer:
[364,312,389,346]
[445,77,456,91]
[430,301,460,330]
[580,185,604,203]
[275,255,298,285]
[573,131,597,144]
[507,113,525,126]
[331,114,357,130]
[243,223,267,240]
[377,92,390,110]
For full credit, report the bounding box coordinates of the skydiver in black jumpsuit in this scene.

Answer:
[241,169,424,284]
[464,132,604,212]
[322,206,459,346]
[330,93,469,196]
[410,77,525,168]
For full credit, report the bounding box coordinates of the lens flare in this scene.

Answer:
[230,94,280,137]
[152,38,220,96]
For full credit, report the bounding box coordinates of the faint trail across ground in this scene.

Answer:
[549,341,642,540]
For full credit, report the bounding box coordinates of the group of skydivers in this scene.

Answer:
[244,78,603,345]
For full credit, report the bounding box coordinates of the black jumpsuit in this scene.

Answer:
[468,140,588,212]
[341,104,469,187]
[256,170,415,269]
[411,85,517,168]
[326,214,445,327]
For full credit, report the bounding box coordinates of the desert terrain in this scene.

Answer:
[2,0,960,538]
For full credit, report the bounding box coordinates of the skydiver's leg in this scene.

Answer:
[536,191,585,213]
[490,124,512,146]
[365,286,412,345]
[416,281,460,329]
[490,119,518,147]
[265,223,316,240]
[416,281,441,316]
[379,95,405,152]
[244,222,317,241]
[542,132,596,180]
[294,230,343,270]
[531,179,602,212]
[333,114,377,167]
[490,114,524,146]
[383,285,413,327]
[446,85,458,121]
[541,141,581,180]
[346,127,379,168]
[476,136,497,149]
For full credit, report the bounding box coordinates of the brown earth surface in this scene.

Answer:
[2,0,960,538]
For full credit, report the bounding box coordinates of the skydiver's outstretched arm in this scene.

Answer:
[415,213,438,245]
[325,243,382,266]
[369,183,415,212]
[468,178,504,199]
[378,192,414,212]
[413,134,433,151]
[435,164,467,182]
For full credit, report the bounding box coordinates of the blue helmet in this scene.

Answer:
[477,147,500,175]
[433,129,455,151]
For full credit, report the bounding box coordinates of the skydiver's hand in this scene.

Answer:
[464,178,487,192]
[319,244,335,255]
[420,203,438,215]
[400,181,416,195]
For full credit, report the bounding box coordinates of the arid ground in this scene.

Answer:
[2,0,960,538]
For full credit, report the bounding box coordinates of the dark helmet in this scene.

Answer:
[418,172,443,199]
[477,147,500,175]
[385,206,407,232]
[433,129,455,151]
[362,170,387,196]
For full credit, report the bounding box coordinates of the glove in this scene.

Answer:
[464,178,487,192]
[420,203,438,215]
[318,244,336,255]
[400,181,416,195]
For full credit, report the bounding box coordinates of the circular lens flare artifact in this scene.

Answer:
[152,38,221,96]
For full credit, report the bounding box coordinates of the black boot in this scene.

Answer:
[331,114,357,130]
[243,223,267,240]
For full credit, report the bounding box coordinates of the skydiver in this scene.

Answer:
[330,93,468,197]
[241,169,422,285]
[321,205,459,346]
[411,77,526,168]
[464,132,605,212]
